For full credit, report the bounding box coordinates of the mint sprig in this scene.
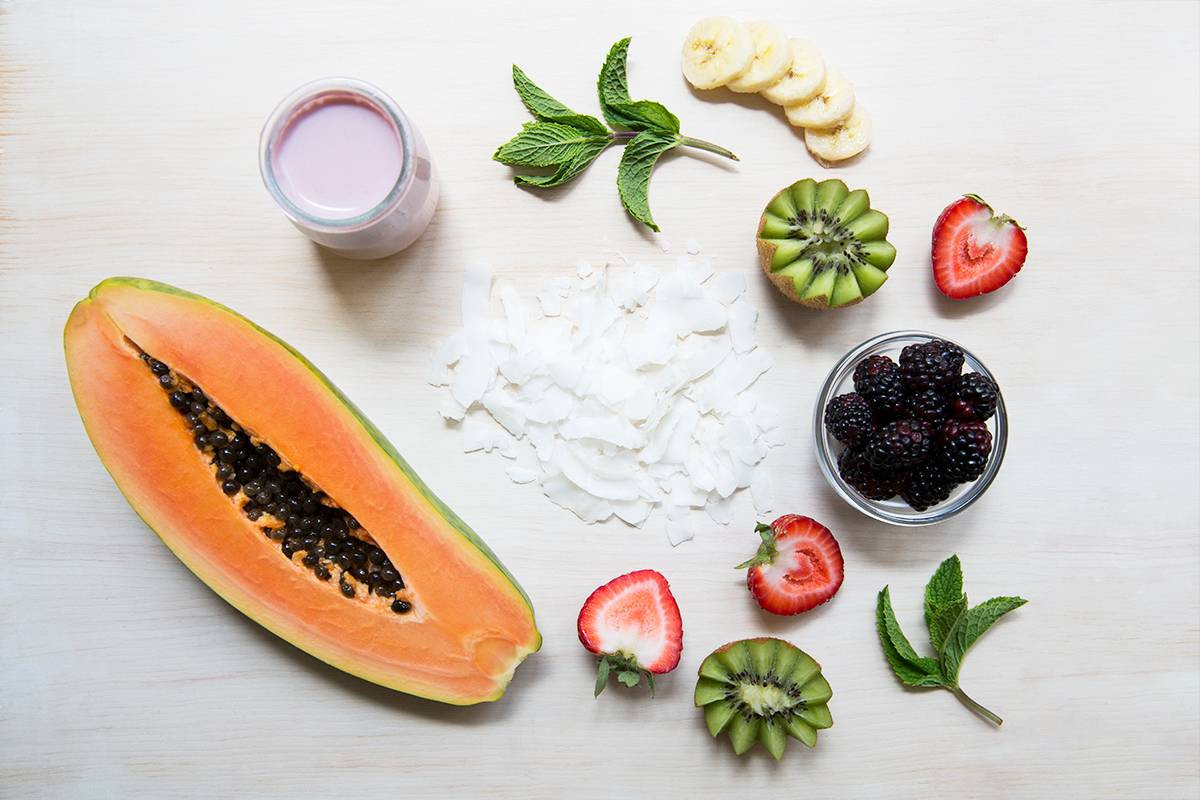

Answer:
[494,37,737,231]
[876,555,1028,725]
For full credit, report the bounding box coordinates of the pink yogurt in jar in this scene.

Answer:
[259,78,438,259]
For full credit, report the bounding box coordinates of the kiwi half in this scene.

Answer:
[756,178,897,308]
[694,637,833,760]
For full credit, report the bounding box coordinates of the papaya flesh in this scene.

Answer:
[64,278,540,705]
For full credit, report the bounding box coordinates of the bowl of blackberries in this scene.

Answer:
[814,331,1007,525]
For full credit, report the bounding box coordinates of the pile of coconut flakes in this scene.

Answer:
[429,253,782,545]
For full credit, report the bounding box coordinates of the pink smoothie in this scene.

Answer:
[271,95,404,220]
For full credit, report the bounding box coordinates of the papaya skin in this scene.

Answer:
[65,278,540,705]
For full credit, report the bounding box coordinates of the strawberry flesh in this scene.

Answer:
[737,515,844,616]
[577,569,683,682]
[932,194,1028,299]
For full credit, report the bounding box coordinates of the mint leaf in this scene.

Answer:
[941,596,1028,684]
[924,554,964,627]
[493,122,609,167]
[929,594,967,652]
[875,587,944,687]
[616,131,678,231]
[598,38,680,133]
[512,66,608,134]
[594,657,611,697]
[617,670,641,688]
[878,557,1028,726]
[513,137,609,188]
[496,37,734,229]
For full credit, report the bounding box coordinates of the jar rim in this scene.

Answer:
[258,77,415,232]
[812,330,1008,526]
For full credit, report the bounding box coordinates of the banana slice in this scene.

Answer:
[726,22,791,93]
[784,68,854,128]
[681,17,755,90]
[804,105,873,162]
[760,39,827,106]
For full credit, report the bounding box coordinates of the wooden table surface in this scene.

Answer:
[3,1,1198,797]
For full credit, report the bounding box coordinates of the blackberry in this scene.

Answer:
[949,372,998,421]
[906,388,949,425]
[824,393,875,447]
[866,419,935,469]
[939,420,993,481]
[900,461,958,511]
[852,355,907,420]
[838,447,906,501]
[899,339,964,391]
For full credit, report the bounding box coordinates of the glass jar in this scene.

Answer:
[259,77,438,260]
[814,330,1008,526]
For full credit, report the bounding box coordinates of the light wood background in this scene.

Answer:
[2,1,1198,797]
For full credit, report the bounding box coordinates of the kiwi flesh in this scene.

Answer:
[756,178,897,309]
[694,637,833,760]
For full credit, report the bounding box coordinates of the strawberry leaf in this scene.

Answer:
[735,522,777,570]
[617,670,642,688]
[594,656,611,697]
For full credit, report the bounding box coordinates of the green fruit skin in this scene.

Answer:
[815,179,849,214]
[790,178,818,213]
[846,209,889,241]
[760,214,793,239]
[852,263,889,296]
[860,239,897,269]
[835,189,871,223]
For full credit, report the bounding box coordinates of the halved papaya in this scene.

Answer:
[64,278,540,705]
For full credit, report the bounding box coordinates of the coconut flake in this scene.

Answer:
[437,259,778,542]
[666,504,694,545]
[751,470,774,514]
[728,299,758,354]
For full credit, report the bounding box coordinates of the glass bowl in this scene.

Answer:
[813,331,1007,526]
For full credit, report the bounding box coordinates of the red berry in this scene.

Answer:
[932,194,1028,299]
[577,569,683,695]
[736,515,844,616]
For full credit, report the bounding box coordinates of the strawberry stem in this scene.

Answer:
[735,522,778,570]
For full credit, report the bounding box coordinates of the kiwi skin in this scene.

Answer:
[755,179,895,310]
[757,234,834,308]
[694,636,834,760]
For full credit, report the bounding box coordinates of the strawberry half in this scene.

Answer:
[736,515,844,616]
[577,569,683,697]
[932,194,1028,299]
